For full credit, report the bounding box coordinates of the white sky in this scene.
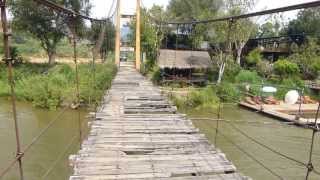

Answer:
[90,0,316,22]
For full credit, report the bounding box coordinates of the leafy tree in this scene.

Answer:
[288,38,320,79]
[245,48,262,66]
[258,21,280,38]
[130,5,166,70]
[167,0,223,48]
[10,0,91,65]
[89,20,115,61]
[286,7,320,38]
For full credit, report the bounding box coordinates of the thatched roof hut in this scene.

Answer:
[158,49,212,70]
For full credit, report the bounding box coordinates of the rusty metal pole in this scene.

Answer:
[0,1,24,179]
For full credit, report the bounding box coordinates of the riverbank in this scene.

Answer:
[0,62,117,109]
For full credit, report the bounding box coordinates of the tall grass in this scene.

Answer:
[0,62,117,109]
[171,86,220,110]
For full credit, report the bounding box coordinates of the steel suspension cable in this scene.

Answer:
[151,1,320,25]
[205,121,284,179]
[0,106,69,178]
[305,103,320,179]
[225,120,309,167]
[40,133,79,179]
[33,0,106,22]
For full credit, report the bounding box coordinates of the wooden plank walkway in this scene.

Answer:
[239,102,320,126]
[69,63,250,180]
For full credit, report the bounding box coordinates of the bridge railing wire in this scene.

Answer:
[206,91,320,178]
[0,0,116,179]
[204,120,285,180]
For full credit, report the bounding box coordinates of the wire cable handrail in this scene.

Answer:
[225,120,308,167]
[207,121,284,179]
[149,1,320,25]
[33,0,107,22]
[40,133,79,179]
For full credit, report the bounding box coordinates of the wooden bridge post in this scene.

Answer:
[115,0,121,66]
[135,0,141,71]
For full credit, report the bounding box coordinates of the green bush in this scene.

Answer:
[310,58,320,79]
[151,67,162,84]
[216,82,240,102]
[273,59,299,78]
[171,86,220,109]
[274,78,305,100]
[224,57,242,82]
[235,70,261,84]
[245,48,262,66]
[256,61,273,78]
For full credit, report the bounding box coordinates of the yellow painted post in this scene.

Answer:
[115,0,121,66]
[135,0,141,71]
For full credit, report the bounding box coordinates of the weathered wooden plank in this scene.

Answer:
[69,63,249,180]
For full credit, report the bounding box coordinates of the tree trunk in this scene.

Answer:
[48,51,56,65]
[236,48,242,65]
[236,42,245,65]
[217,52,225,84]
[93,25,107,61]
[217,62,225,84]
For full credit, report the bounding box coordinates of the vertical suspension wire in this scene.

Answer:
[71,17,82,149]
[174,24,178,77]
[305,103,320,179]
[0,1,24,179]
[214,101,221,146]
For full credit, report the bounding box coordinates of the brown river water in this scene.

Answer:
[0,99,89,180]
[0,99,319,180]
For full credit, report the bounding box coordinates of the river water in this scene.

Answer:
[0,99,88,180]
[184,105,320,180]
[1,100,320,180]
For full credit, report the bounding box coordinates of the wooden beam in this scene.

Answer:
[135,0,141,71]
[115,0,121,66]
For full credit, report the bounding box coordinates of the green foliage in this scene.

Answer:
[0,62,117,109]
[288,39,320,79]
[151,67,162,84]
[311,60,320,78]
[245,48,262,66]
[89,20,115,59]
[10,0,91,64]
[274,78,305,100]
[286,7,320,38]
[273,59,299,78]
[235,70,261,84]
[129,6,165,64]
[223,56,242,82]
[258,21,280,38]
[171,86,220,110]
[216,82,240,102]
[256,61,273,78]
